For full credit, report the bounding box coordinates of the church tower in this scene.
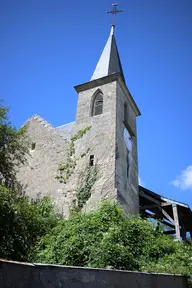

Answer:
[17,5,141,216]
[74,20,141,213]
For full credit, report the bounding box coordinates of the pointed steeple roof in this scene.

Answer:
[91,25,125,83]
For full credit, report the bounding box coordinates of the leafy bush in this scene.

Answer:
[0,100,28,189]
[0,185,60,262]
[0,101,61,262]
[140,240,192,275]
[31,202,192,275]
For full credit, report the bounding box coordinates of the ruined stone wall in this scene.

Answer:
[17,76,140,216]
[17,115,73,216]
[17,104,117,216]
[17,83,117,215]
[115,82,139,214]
[0,259,190,288]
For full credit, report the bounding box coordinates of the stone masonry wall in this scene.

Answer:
[0,259,190,288]
[17,115,72,216]
[74,81,117,212]
[17,76,140,216]
[116,82,139,214]
[17,82,118,215]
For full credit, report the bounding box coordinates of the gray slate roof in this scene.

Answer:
[56,122,75,141]
[91,26,125,82]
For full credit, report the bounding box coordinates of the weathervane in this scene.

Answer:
[107,3,123,26]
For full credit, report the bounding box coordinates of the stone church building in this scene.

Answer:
[17,22,192,240]
[18,24,140,216]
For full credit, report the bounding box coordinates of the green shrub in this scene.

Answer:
[0,100,28,189]
[0,185,60,262]
[31,201,192,275]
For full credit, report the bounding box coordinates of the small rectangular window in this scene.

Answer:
[89,155,94,166]
[31,142,36,150]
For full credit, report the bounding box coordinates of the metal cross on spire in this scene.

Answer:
[107,3,123,26]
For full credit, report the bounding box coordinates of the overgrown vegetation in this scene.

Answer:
[31,202,192,275]
[1,101,192,275]
[76,165,98,209]
[0,101,60,261]
[70,165,98,212]
[56,126,91,184]
[0,186,60,261]
[0,100,28,189]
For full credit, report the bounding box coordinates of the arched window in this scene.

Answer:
[92,91,103,116]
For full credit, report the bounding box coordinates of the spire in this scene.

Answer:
[91,4,125,82]
[90,25,125,82]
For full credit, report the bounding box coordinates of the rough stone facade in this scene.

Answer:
[17,115,72,214]
[115,78,140,214]
[17,73,140,216]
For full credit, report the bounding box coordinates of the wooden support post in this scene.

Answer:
[172,204,181,241]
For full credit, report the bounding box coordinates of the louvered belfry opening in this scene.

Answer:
[126,148,130,178]
[92,92,103,116]
[124,103,128,123]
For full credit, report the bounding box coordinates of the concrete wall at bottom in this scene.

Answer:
[0,259,190,288]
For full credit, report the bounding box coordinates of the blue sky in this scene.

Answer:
[1,0,192,207]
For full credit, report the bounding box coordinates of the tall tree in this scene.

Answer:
[0,100,28,189]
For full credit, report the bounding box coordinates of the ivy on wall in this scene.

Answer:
[55,126,91,184]
[56,125,100,212]
[70,165,98,213]
[76,165,98,209]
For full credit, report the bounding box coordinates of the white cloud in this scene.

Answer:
[139,176,145,187]
[171,166,192,190]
